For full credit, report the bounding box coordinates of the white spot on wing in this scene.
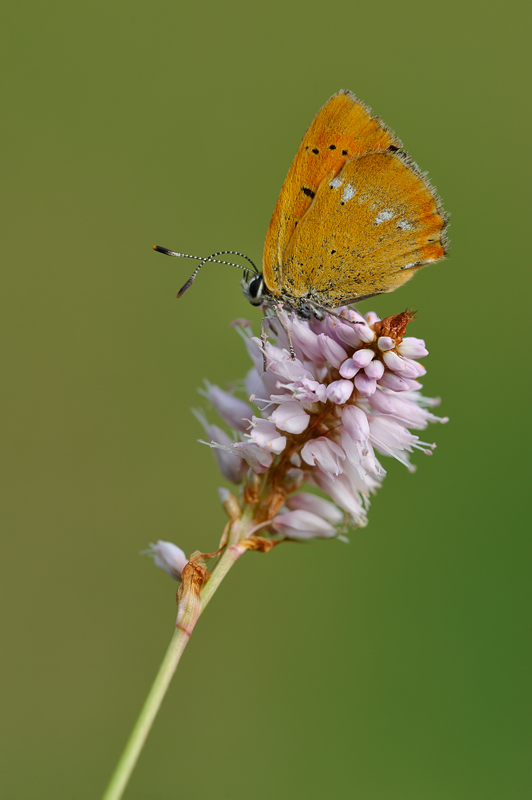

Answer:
[402,262,416,270]
[374,210,394,225]
[397,220,412,231]
[341,183,355,203]
[330,178,343,189]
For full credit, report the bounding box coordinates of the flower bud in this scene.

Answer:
[148,541,188,581]
[271,509,337,539]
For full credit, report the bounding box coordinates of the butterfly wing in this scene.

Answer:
[280,151,448,307]
[263,90,402,297]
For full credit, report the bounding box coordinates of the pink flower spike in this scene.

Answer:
[354,373,377,397]
[286,492,344,525]
[301,437,345,477]
[339,358,360,379]
[317,333,348,368]
[271,509,337,539]
[352,349,375,368]
[398,337,429,358]
[203,383,253,432]
[148,541,188,581]
[364,360,385,380]
[326,379,354,404]
[270,399,310,434]
[377,336,395,351]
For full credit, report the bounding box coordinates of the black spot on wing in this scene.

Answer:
[302,187,315,198]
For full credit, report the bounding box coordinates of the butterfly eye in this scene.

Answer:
[243,274,264,306]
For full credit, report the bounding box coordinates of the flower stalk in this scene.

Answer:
[102,522,252,800]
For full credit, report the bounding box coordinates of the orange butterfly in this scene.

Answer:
[155,89,448,319]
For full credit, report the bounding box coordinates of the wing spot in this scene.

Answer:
[331,250,336,255]
[342,149,348,155]
[302,187,315,198]
[330,177,343,190]
[387,145,399,152]
[312,148,319,154]
[329,144,336,150]
[341,183,356,203]
[374,210,394,225]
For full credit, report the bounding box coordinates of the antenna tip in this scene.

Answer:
[152,245,157,250]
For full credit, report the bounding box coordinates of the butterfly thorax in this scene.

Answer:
[241,273,327,320]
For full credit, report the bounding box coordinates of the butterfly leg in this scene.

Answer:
[273,305,296,360]
[260,316,269,372]
[259,307,296,370]
[308,301,365,327]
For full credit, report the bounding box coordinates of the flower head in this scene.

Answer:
[198,308,447,542]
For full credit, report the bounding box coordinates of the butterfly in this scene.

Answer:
[155,89,448,320]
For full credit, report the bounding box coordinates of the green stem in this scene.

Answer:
[101,540,247,800]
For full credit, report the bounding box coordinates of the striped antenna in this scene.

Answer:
[152,246,259,298]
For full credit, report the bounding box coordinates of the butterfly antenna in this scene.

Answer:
[152,246,259,297]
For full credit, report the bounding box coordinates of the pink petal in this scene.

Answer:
[286,493,343,525]
[364,360,385,380]
[354,373,377,397]
[205,384,253,432]
[382,350,408,373]
[301,437,345,477]
[271,509,337,539]
[377,336,394,351]
[269,399,310,434]
[326,379,354,404]
[352,349,375,368]
[397,337,429,358]
[378,370,411,392]
[339,358,360,379]
[317,334,348,368]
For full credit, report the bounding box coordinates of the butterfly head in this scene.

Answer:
[241,272,265,307]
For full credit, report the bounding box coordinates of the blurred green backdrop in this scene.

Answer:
[1,1,531,798]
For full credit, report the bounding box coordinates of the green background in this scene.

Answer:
[1,1,530,797]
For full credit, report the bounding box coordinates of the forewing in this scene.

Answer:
[281,151,448,306]
[263,90,402,296]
